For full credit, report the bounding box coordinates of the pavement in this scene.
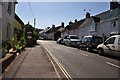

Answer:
[2,45,59,78]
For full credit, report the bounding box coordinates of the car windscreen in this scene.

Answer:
[82,37,92,42]
[92,37,103,43]
[70,36,79,39]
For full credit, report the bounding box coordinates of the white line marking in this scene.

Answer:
[106,62,120,68]
[80,53,89,56]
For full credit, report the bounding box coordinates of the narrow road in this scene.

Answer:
[38,40,120,78]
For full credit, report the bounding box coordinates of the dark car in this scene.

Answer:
[77,35,103,51]
[57,38,64,44]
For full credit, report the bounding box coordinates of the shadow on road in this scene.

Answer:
[99,54,120,61]
[80,49,120,61]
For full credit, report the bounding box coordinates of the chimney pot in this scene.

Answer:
[86,12,91,18]
[75,19,77,22]
[110,0,119,10]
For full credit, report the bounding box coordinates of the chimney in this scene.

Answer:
[69,21,72,25]
[47,27,50,29]
[28,22,30,25]
[110,0,119,10]
[86,12,90,18]
[52,25,55,29]
[75,19,77,22]
[61,22,64,27]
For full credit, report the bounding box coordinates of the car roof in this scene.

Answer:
[69,35,78,36]
[84,35,102,38]
[110,35,120,38]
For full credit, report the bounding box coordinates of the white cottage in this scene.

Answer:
[78,12,100,39]
[78,1,120,41]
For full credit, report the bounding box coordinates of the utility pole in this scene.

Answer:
[34,18,36,28]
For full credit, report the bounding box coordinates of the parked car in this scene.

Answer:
[57,38,64,44]
[97,35,120,57]
[63,35,80,47]
[77,35,103,51]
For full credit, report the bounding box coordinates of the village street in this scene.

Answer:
[1,40,120,79]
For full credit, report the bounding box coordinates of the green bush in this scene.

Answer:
[20,36,26,46]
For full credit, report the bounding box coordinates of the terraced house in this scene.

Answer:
[78,1,120,41]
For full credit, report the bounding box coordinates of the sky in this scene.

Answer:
[15,2,110,29]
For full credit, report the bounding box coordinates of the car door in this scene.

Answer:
[114,37,120,57]
[104,37,116,54]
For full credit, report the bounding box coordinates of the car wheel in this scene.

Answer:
[77,46,79,49]
[86,47,90,52]
[97,48,104,55]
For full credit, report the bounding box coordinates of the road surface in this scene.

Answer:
[38,40,120,79]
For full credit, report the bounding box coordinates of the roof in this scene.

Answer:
[79,18,91,28]
[15,13,24,25]
[66,19,85,30]
[95,7,120,21]
[47,26,61,33]
[79,7,120,28]
[58,27,65,32]
[70,19,85,30]
[78,16,100,28]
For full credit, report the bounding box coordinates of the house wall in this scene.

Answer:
[78,26,90,39]
[47,33,54,40]
[61,31,68,38]
[69,29,79,37]
[78,17,119,41]
[2,2,16,41]
[0,3,2,46]
[78,18,93,39]
[97,18,118,38]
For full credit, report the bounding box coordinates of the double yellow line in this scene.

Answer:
[40,42,73,80]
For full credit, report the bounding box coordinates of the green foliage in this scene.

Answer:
[2,40,12,52]
[20,36,26,46]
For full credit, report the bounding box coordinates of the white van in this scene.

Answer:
[97,35,120,57]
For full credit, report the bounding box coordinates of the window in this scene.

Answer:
[113,21,116,27]
[105,37,115,44]
[90,20,96,32]
[111,20,116,27]
[8,2,12,14]
[82,37,92,42]
[70,36,79,39]
[118,38,120,45]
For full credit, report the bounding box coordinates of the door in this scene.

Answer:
[104,37,116,54]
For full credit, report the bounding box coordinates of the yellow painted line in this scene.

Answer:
[41,42,73,80]
[40,43,61,79]
[106,62,120,68]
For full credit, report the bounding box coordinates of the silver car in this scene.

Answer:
[63,35,80,47]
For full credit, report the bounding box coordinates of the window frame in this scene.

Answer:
[105,37,116,44]
[7,2,12,14]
